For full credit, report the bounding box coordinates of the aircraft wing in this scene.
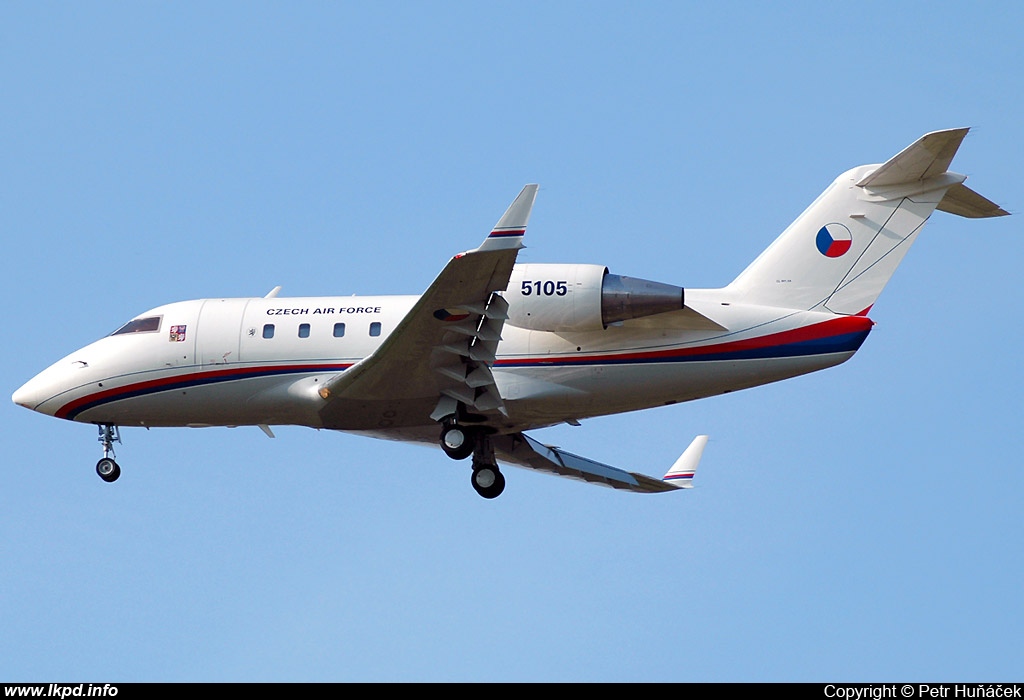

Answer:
[491,432,709,493]
[317,185,538,420]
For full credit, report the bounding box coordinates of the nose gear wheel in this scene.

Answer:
[96,457,120,483]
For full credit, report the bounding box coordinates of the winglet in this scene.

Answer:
[662,435,709,488]
[475,184,539,252]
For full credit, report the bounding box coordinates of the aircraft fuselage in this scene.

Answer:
[14,289,870,446]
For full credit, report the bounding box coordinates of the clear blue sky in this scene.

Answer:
[3,2,1021,681]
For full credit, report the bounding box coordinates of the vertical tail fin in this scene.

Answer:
[726,129,1006,315]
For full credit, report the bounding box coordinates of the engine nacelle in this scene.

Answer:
[506,263,684,332]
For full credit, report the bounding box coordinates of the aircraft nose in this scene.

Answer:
[12,364,70,416]
[12,376,44,411]
[14,349,101,418]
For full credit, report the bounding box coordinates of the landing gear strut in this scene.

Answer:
[96,424,121,483]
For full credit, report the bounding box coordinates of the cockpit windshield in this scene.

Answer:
[111,316,162,336]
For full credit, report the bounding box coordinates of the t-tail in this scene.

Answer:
[725,128,1007,315]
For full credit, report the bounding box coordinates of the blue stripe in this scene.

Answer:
[496,329,871,368]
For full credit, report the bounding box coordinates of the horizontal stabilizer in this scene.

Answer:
[857,128,969,187]
[937,182,1009,218]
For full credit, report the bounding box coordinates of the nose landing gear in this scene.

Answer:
[96,424,122,483]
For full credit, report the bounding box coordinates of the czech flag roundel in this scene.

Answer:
[816,223,853,258]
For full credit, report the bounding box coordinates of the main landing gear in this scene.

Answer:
[95,424,121,483]
[438,420,505,499]
[471,461,505,499]
[439,423,476,461]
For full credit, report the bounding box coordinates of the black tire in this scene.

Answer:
[471,464,505,499]
[96,458,121,483]
[440,424,475,461]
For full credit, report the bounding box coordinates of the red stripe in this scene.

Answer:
[55,363,352,420]
[497,315,873,366]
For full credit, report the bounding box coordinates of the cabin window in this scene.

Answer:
[298,323,310,338]
[111,316,161,336]
[369,322,382,337]
[262,324,275,339]
[333,322,346,338]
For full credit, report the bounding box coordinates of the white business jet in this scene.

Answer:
[12,129,1006,498]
